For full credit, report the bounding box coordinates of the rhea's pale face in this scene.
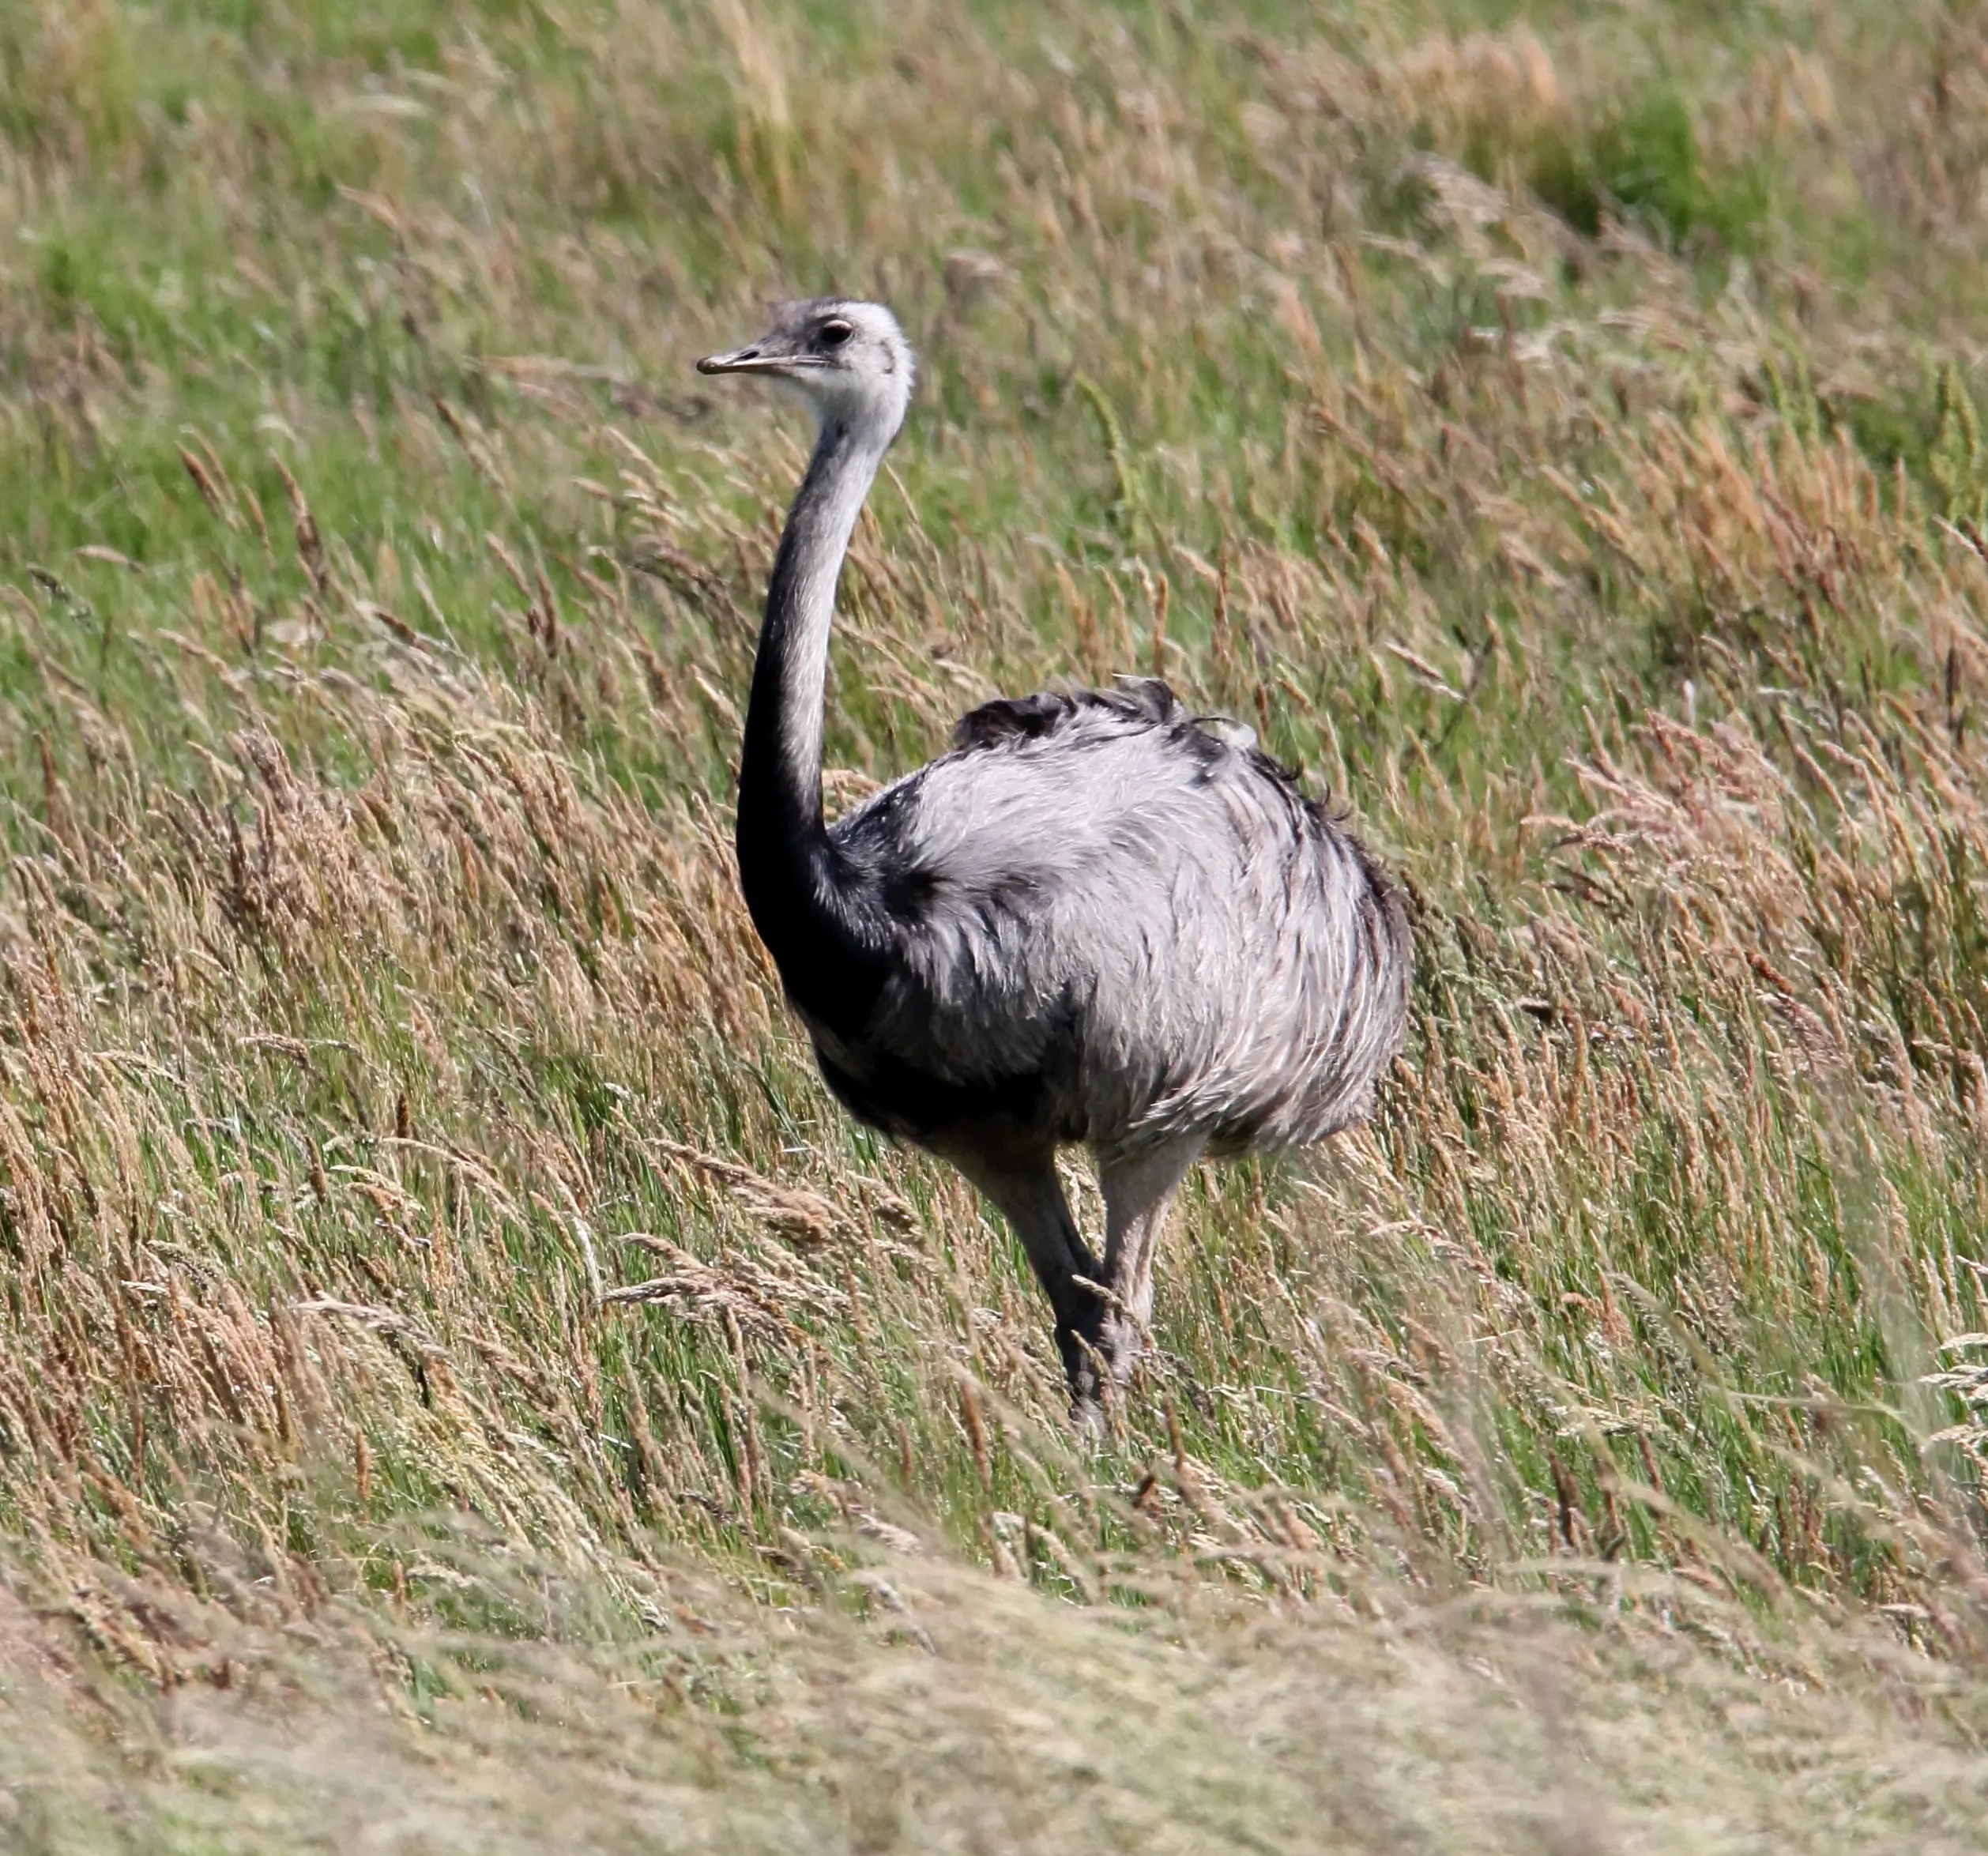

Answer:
[696,298,914,445]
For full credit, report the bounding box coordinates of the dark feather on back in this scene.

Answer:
[952,678,1180,751]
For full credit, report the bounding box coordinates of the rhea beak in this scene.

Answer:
[696,343,819,377]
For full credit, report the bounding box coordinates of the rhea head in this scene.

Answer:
[698,299,915,452]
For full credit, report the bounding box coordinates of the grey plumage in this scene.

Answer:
[698,299,1411,1411]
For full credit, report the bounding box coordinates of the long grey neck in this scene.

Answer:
[735,416,892,1021]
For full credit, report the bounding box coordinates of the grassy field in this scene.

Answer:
[5,0,1988,1846]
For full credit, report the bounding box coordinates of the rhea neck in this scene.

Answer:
[736,405,898,1022]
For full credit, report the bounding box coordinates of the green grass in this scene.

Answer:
[4,0,1988,1848]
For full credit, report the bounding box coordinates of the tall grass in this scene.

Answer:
[4,0,1988,1847]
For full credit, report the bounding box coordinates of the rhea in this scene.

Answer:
[698,299,1411,1413]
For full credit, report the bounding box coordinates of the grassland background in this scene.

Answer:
[5,0,1988,1847]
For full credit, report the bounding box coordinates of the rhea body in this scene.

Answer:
[698,299,1411,1406]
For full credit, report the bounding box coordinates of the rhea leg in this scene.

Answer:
[1096,1138,1205,1385]
[939,1135,1108,1404]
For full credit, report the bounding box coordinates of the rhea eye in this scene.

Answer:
[818,319,854,349]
